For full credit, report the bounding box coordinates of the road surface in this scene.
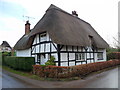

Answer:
[2,66,119,88]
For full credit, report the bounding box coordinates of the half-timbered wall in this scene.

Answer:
[31,32,107,66]
[31,32,57,64]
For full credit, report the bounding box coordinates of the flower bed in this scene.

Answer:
[33,60,120,78]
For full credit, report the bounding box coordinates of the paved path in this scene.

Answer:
[2,66,119,88]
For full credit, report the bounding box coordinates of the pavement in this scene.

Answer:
[1,66,119,88]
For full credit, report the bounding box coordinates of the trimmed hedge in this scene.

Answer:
[33,65,70,78]
[107,52,120,60]
[2,52,11,65]
[33,60,120,78]
[4,56,35,71]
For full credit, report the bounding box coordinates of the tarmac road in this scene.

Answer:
[1,66,119,88]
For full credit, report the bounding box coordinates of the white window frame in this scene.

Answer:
[76,53,85,61]
[97,52,103,60]
[40,33,47,42]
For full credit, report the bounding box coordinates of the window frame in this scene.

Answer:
[76,53,85,61]
[97,52,103,60]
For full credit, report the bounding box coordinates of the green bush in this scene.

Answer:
[2,52,11,65]
[4,56,35,71]
[45,56,56,66]
[107,52,120,60]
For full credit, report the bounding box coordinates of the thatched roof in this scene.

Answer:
[1,41,12,49]
[14,4,109,50]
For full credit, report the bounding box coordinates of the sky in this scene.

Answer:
[0,0,119,47]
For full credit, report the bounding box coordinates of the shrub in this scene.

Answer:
[33,65,70,78]
[4,56,35,71]
[33,60,120,78]
[45,56,56,66]
[107,52,120,60]
[2,52,11,65]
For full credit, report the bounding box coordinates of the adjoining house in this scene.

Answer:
[14,4,109,66]
[0,41,12,52]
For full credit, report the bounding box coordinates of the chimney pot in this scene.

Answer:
[72,10,78,16]
[25,20,30,35]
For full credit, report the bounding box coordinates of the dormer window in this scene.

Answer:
[41,33,46,37]
[40,33,47,42]
[89,35,93,46]
[89,35,95,50]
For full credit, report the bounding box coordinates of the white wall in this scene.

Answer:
[95,48,107,62]
[16,48,31,57]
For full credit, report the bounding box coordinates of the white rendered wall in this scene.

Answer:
[95,49,107,62]
[16,48,31,57]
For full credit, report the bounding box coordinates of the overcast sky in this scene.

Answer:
[0,0,119,47]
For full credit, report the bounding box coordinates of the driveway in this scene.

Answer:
[2,66,119,88]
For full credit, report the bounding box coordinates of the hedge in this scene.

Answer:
[4,56,35,71]
[33,60,120,78]
[107,52,120,60]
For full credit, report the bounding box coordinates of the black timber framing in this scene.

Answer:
[68,52,69,66]
[57,44,61,66]
[93,49,95,63]
[31,32,104,66]
[75,53,76,65]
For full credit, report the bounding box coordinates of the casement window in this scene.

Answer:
[97,53,103,60]
[40,33,47,42]
[76,53,85,61]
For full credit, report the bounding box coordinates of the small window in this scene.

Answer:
[41,33,46,37]
[76,53,85,61]
[40,33,47,42]
[97,53,103,60]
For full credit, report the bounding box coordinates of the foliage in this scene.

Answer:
[106,47,118,54]
[106,47,120,60]
[4,56,35,71]
[45,56,56,66]
[2,52,11,65]
[33,60,120,78]
[107,52,120,60]
[33,65,70,78]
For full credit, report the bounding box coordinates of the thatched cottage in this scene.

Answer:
[14,4,109,66]
[0,41,12,52]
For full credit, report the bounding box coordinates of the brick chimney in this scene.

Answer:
[25,20,30,35]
